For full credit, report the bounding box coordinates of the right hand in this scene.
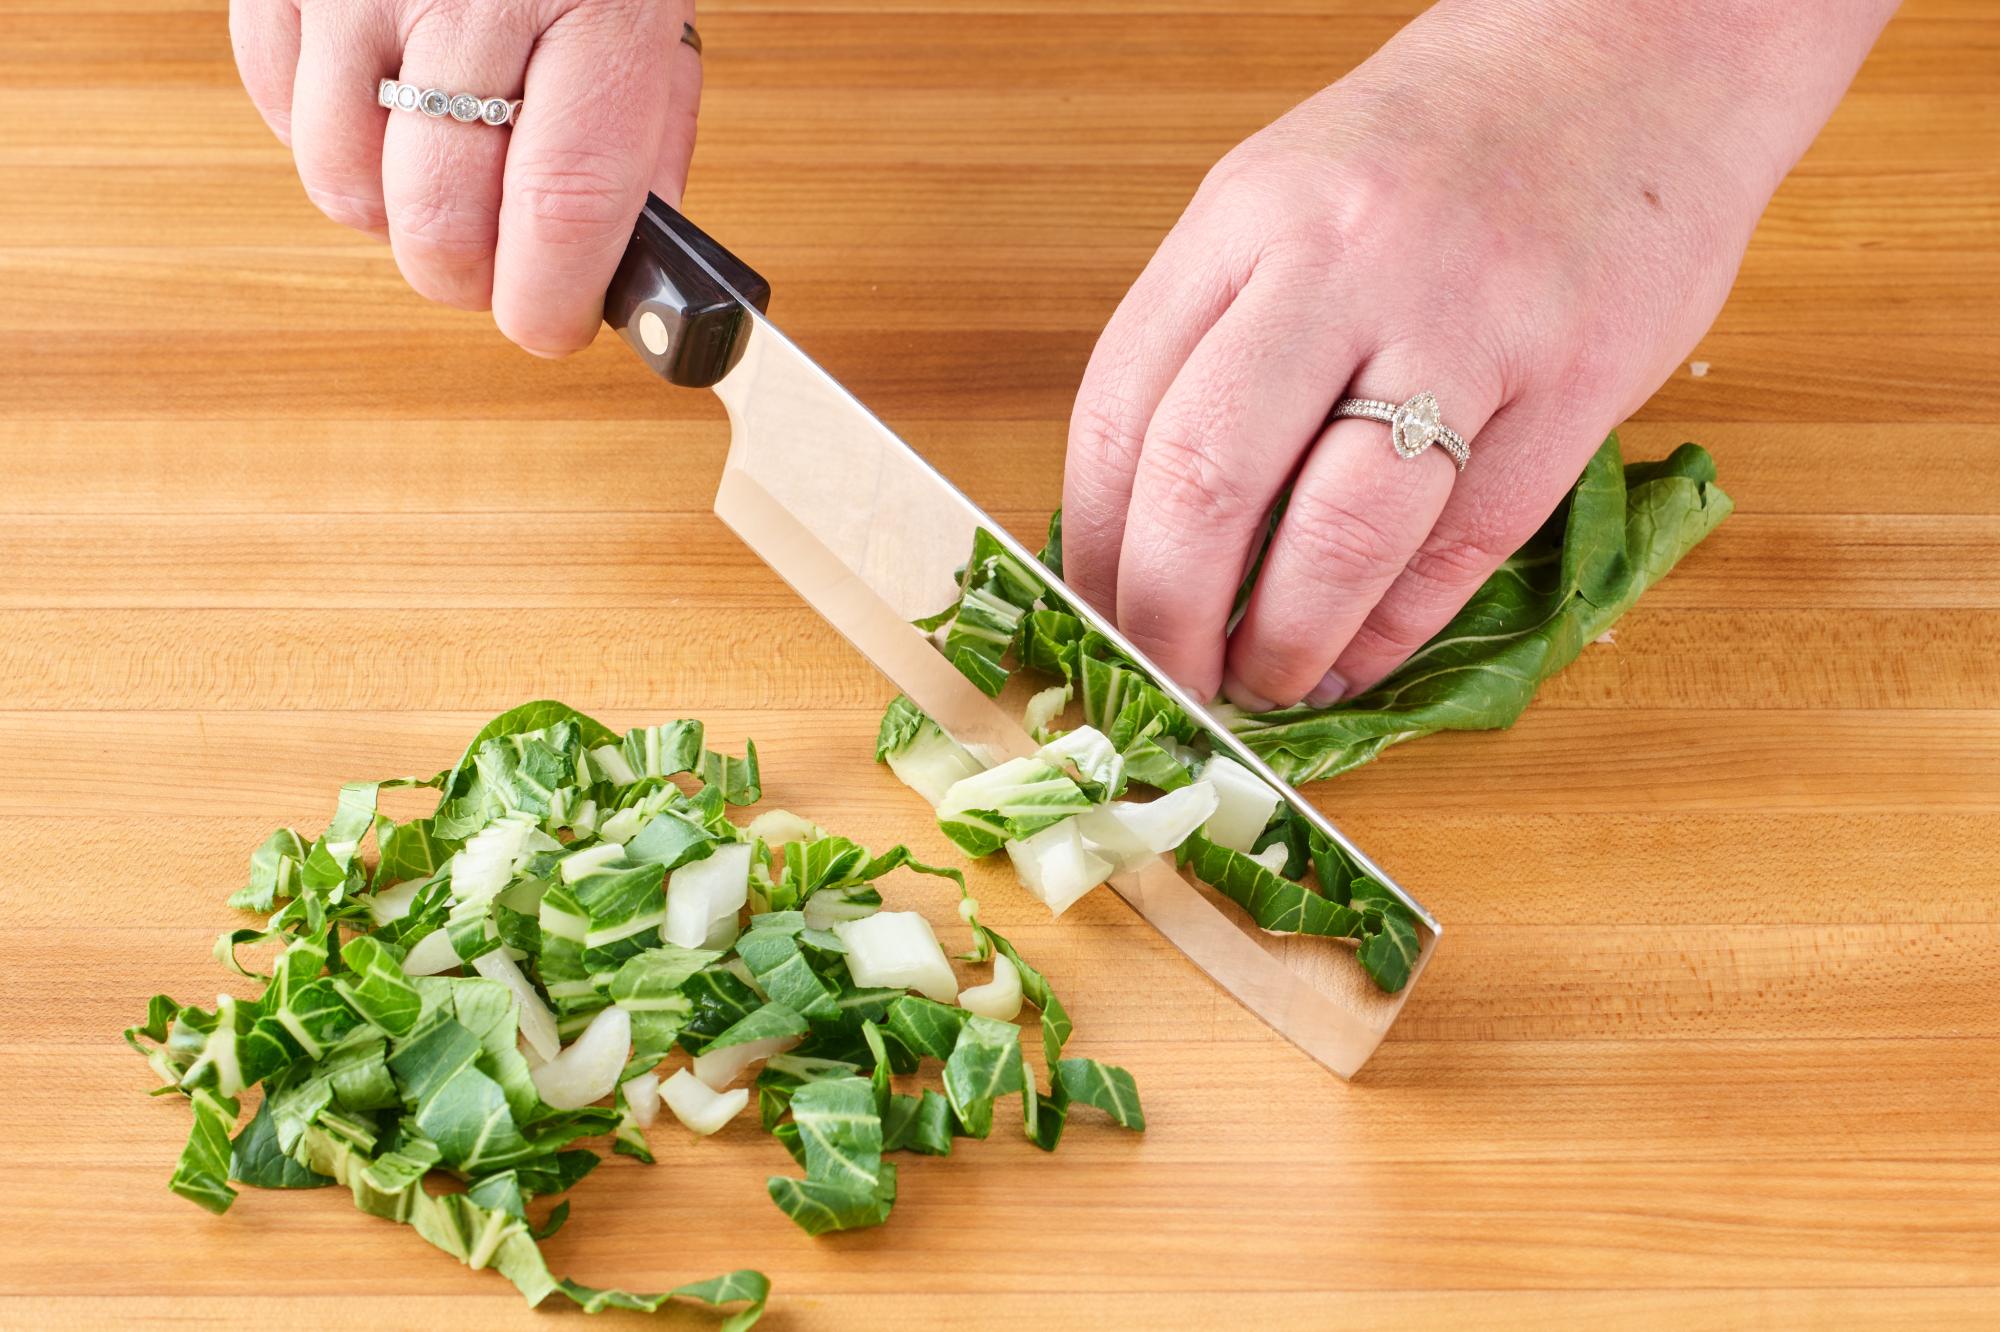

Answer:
[230,0,702,355]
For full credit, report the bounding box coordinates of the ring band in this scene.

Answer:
[1330,392,1470,470]
[378,80,520,125]
[376,24,700,127]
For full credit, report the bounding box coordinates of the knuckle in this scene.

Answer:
[389,193,496,260]
[1068,399,1141,474]
[1340,616,1420,675]
[1403,531,1509,597]
[1281,486,1409,592]
[1142,424,1256,528]
[505,153,637,251]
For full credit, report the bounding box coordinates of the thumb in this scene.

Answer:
[652,17,705,205]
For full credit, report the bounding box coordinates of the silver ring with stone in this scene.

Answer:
[1329,392,1469,471]
[377,80,520,127]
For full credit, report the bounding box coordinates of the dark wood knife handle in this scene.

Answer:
[604,194,771,389]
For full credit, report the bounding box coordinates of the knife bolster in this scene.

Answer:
[605,195,771,389]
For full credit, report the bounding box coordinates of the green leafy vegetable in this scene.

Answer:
[1228,439,1733,783]
[883,434,1727,992]
[134,702,1139,1324]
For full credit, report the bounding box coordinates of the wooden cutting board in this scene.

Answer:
[3,1,1997,1326]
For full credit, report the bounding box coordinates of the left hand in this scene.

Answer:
[1059,0,1888,710]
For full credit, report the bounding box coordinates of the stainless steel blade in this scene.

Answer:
[706,308,1437,1078]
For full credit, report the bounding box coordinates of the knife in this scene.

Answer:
[603,195,1439,1079]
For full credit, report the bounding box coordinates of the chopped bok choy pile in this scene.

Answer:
[878,434,1732,993]
[128,702,1142,1327]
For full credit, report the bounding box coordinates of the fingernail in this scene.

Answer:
[1222,675,1277,714]
[1305,669,1348,709]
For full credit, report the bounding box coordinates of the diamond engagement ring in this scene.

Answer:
[1329,392,1470,471]
[375,23,701,127]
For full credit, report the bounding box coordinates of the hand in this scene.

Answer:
[230,0,701,355]
[1061,0,1892,710]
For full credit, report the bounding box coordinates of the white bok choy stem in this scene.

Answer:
[529,1005,630,1110]
[471,947,561,1062]
[744,808,821,846]
[399,928,461,977]
[664,843,752,950]
[1022,684,1070,740]
[1003,820,1112,916]
[621,1071,661,1128]
[367,878,423,925]
[1036,725,1123,795]
[692,1035,801,1091]
[1074,780,1220,870]
[661,1069,749,1136]
[833,911,958,1003]
[1197,756,1280,853]
[957,953,1023,1021]
[596,806,644,844]
[886,723,984,807]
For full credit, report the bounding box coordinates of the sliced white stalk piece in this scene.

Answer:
[691,1034,800,1091]
[834,910,960,1002]
[621,1071,661,1128]
[529,1005,631,1110]
[1022,684,1070,740]
[938,755,1051,816]
[701,914,742,952]
[1037,725,1123,794]
[590,743,639,787]
[596,806,644,845]
[745,808,820,846]
[400,928,461,976]
[1075,780,1220,870]
[1251,844,1290,874]
[1004,820,1114,916]
[887,725,985,807]
[661,1068,750,1135]
[448,813,541,908]
[1199,756,1282,853]
[664,843,751,950]
[957,953,1023,1021]
[471,947,561,1062]
[559,842,626,883]
[368,879,423,925]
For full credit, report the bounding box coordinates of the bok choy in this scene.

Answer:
[130,702,1142,1328]
[879,434,1730,992]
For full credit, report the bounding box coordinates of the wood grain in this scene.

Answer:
[2,0,1997,1328]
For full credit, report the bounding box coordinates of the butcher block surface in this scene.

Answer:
[3,1,1998,1327]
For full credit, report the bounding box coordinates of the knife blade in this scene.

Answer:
[604,196,1438,1078]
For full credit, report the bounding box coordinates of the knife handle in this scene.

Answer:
[604,194,771,389]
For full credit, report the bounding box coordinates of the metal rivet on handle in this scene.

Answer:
[638,310,670,356]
